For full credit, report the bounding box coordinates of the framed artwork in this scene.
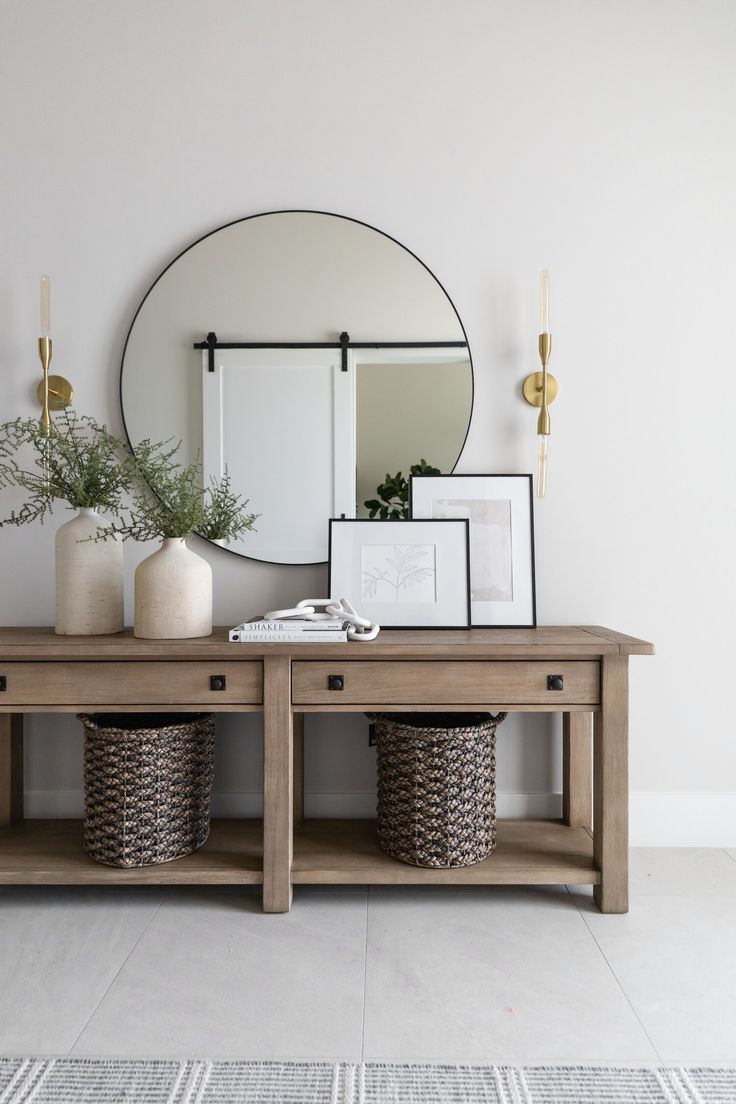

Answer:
[409,474,536,627]
[328,518,470,629]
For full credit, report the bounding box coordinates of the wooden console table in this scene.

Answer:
[0,626,653,914]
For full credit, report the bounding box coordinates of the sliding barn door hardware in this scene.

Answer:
[194,332,468,373]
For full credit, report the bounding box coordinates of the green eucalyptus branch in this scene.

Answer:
[202,469,258,541]
[99,438,258,544]
[0,410,129,527]
[0,412,259,546]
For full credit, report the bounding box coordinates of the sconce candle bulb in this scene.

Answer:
[536,434,548,499]
[35,274,73,433]
[40,275,51,337]
[539,268,550,334]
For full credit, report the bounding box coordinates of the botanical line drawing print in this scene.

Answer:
[432,498,513,602]
[361,543,437,604]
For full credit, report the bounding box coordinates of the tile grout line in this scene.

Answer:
[565,886,664,1064]
[722,848,736,866]
[360,889,369,1063]
[65,895,165,1057]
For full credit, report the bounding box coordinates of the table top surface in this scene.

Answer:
[0,626,655,660]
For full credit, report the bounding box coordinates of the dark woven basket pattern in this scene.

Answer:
[80,712,215,868]
[373,712,506,869]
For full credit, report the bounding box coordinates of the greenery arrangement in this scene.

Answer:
[101,437,258,544]
[364,458,441,520]
[0,410,128,527]
[0,411,257,546]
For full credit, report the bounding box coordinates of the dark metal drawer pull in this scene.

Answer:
[0,676,5,692]
[328,675,344,691]
[547,674,564,691]
[210,675,227,691]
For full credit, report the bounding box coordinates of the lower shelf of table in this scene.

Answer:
[0,819,263,885]
[0,817,598,888]
[293,818,599,885]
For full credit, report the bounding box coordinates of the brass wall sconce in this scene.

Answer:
[36,275,73,434]
[522,270,558,497]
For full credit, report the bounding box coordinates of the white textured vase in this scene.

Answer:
[55,508,124,636]
[134,538,213,639]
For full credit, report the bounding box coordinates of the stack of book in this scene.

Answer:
[229,618,348,643]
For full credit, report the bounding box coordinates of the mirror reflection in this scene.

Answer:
[121,211,473,564]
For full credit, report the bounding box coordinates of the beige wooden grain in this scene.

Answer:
[262,656,293,912]
[0,714,23,827]
[0,662,262,705]
[593,654,629,913]
[292,819,599,885]
[576,626,655,655]
[0,819,263,884]
[0,704,262,714]
[563,711,592,828]
[0,625,649,660]
[0,627,246,659]
[295,703,599,713]
[293,712,304,824]
[293,661,600,706]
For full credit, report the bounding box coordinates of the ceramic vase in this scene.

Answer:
[134,538,213,639]
[55,508,124,636]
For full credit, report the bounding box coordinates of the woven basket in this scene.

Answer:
[370,711,507,869]
[79,712,215,868]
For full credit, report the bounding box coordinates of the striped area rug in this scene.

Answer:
[1,1059,735,1102]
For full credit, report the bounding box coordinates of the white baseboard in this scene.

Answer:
[22,790,736,846]
[23,790,562,821]
[629,792,736,846]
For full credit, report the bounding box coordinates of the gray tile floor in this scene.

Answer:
[2,849,736,1065]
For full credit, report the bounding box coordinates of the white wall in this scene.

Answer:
[1,0,734,843]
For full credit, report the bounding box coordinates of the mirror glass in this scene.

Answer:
[121,211,473,564]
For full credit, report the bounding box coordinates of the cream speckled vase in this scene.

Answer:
[134,538,213,639]
[55,508,124,636]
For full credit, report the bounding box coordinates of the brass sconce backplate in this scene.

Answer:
[36,375,74,411]
[522,371,558,408]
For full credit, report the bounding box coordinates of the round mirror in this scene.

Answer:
[121,210,473,564]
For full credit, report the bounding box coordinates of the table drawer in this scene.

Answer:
[292,661,599,705]
[0,662,262,705]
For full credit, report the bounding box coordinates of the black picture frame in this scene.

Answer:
[409,473,537,628]
[328,517,471,630]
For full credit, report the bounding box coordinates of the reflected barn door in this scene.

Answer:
[202,348,355,564]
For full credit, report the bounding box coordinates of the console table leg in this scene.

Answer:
[563,712,592,828]
[293,712,304,825]
[593,655,629,913]
[263,657,293,913]
[0,714,24,827]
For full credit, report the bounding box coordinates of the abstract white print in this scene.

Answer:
[432,498,512,601]
[362,544,437,603]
